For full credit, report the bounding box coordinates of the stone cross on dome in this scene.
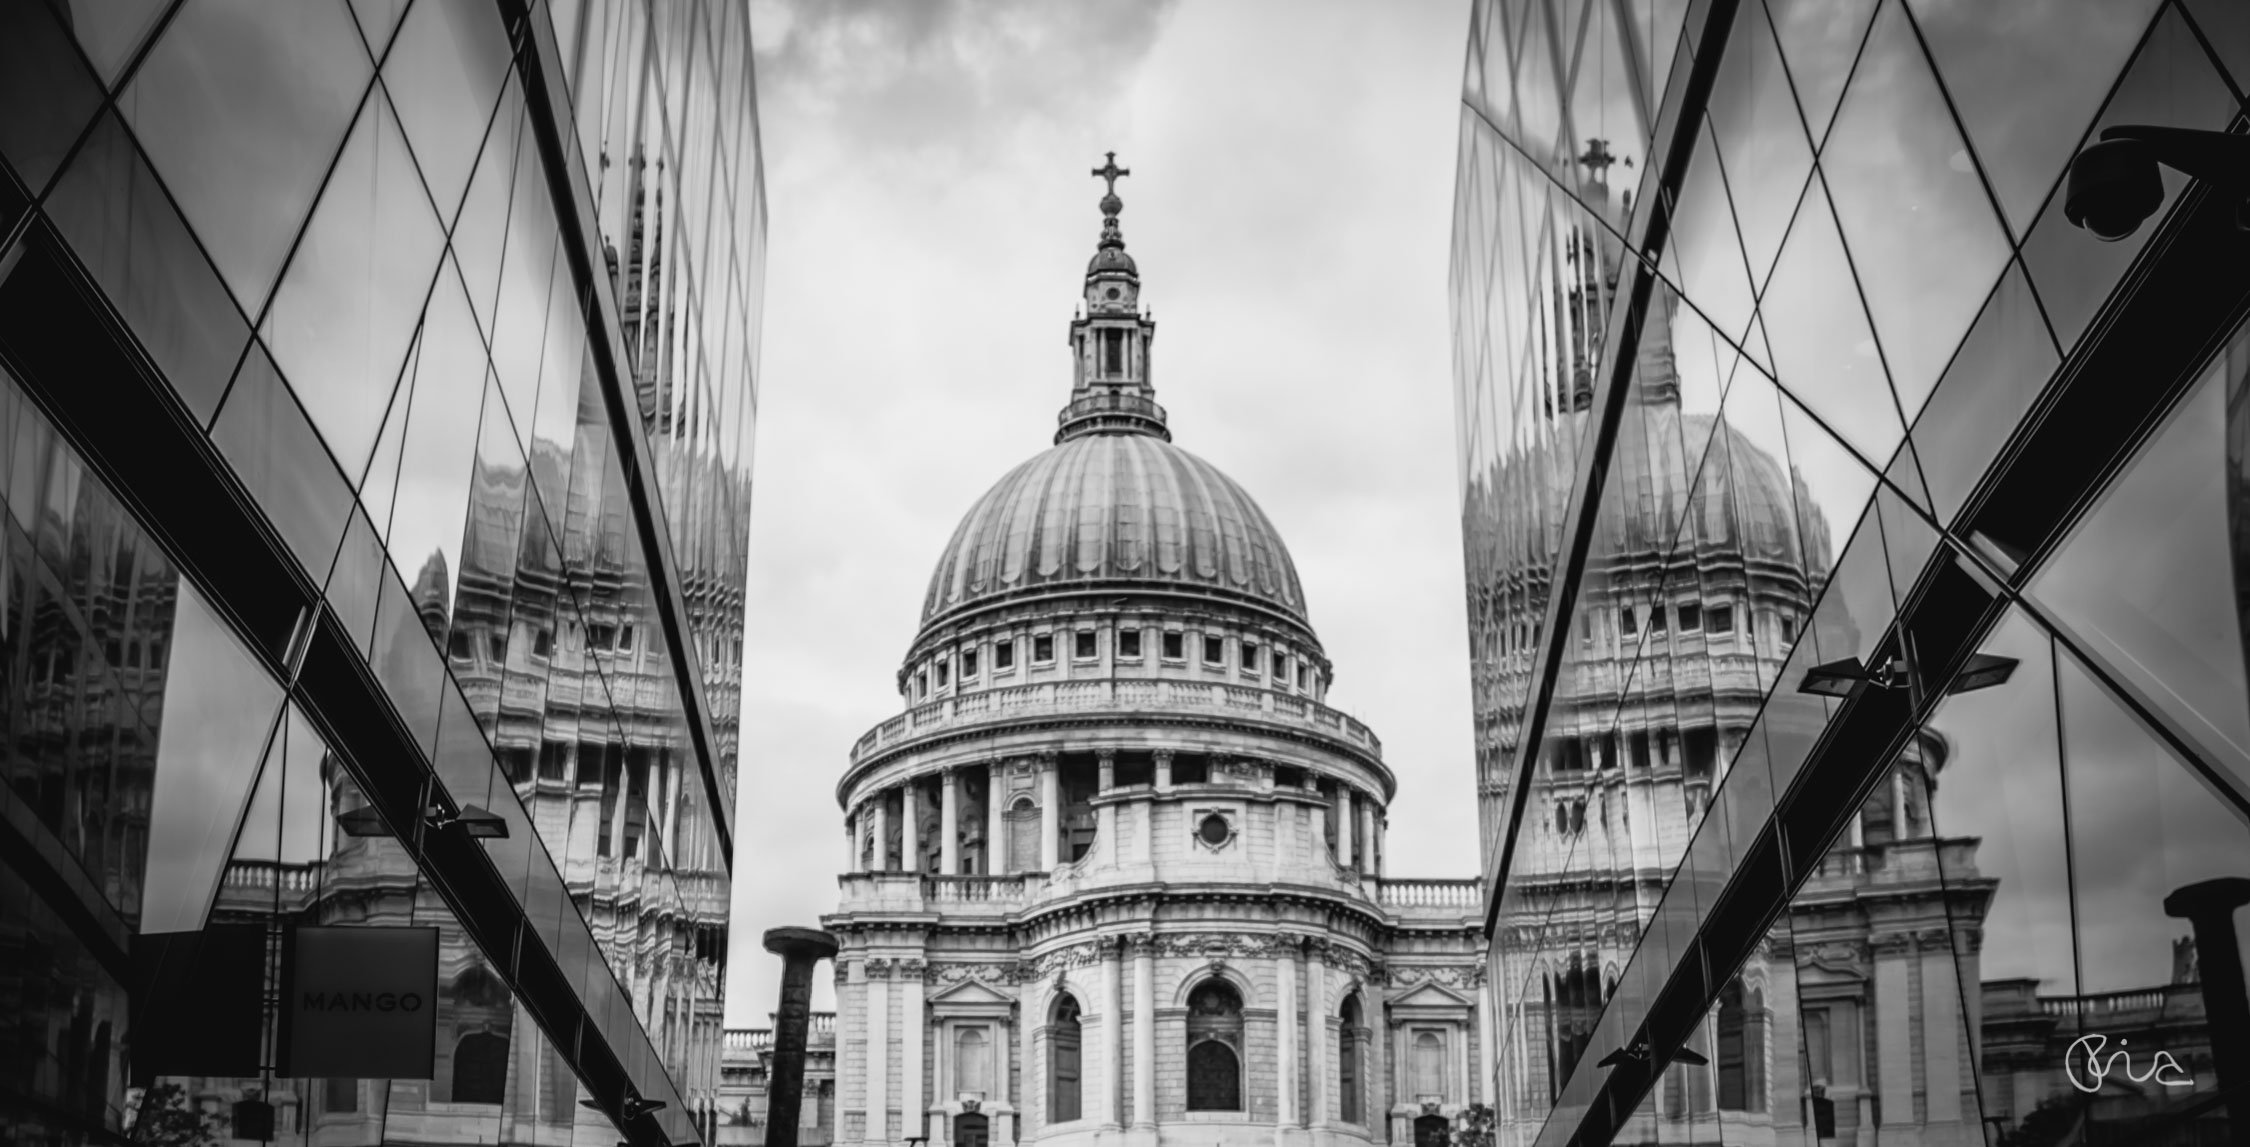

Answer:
[1092,151,1130,232]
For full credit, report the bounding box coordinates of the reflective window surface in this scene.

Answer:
[1456,1,2250,1144]
[0,2,761,1144]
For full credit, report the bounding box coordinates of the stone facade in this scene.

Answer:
[822,166,1488,1147]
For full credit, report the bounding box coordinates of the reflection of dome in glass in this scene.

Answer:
[921,434,1308,627]
[1470,398,1830,579]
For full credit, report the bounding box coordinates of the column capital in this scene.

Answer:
[897,958,929,980]
[1152,748,1174,764]
[1037,750,1059,768]
[1128,934,1158,956]
[865,957,894,979]
[1095,747,1117,764]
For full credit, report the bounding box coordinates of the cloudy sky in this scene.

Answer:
[723,0,1476,1024]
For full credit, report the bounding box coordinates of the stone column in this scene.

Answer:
[1102,937,1125,1130]
[1000,999,1020,1143]
[1890,770,1907,841]
[1278,944,1300,1134]
[2166,878,2250,1135]
[1917,928,1964,1128]
[903,781,921,875]
[873,798,892,872]
[901,960,928,1146]
[866,959,892,1147]
[846,810,860,873]
[1154,749,1174,792]
[941,769,960,875]
[1132,936,1155,1135]
[1873,936,1912,1147]
[1358,801,1377,876]
[763,928,841,1147]
[987,761,1006,875]
[1096,750,1118,866]
[1475,975,1493,1106]
[1337,789,1355,868]
[1306,941,1328,1128]
[1018,996,1036,1138]
[1040,753,1061,871]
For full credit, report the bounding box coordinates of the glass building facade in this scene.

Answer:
[1453,1,2250,1144]
[0,1,762,1144]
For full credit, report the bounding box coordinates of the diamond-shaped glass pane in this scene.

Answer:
[1706,0,1814,294]
[1767,0,1879,150]
[1908,0,2161,238]
[1758,173,1903,467]
[1821,0,2011,427]
[123,0,371,317]
[1664,119,1757,348]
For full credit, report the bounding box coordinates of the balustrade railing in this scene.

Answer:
[1375,878,1484,909]
[852,678,1381,762]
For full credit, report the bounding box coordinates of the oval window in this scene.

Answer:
[1198,813,1230,846]
[1106,287,1121,300]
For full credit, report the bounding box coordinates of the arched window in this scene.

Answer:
[1716,980,1766,1112]
[1411,1031,1445,1098]
[1007,796,1040,873]
[1050,994,1082,1122]
[452,1031,509,1105]
[958,1027,992,1095]
[1339,994,1362,1124]
[1186,980,1244,1111]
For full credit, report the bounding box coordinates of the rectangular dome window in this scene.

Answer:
[1034,634,1055,664]
[936,662,950,688]
[962,649,980,677]
[1203,636,1224,666]
[1677,602,1703,633]
[996,640,1015,670]
[1074,631,1097,659]
[1119,629,1142,659]
[1242,642,1261,673]
[1275,654,1290,683]
[1708,604,1735,636]
[1163,632,1184,660]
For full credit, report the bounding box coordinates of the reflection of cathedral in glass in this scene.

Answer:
[1457,2,2250,1145]
[0,2,758,1146]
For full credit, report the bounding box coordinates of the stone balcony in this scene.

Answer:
[849,678,1382,767]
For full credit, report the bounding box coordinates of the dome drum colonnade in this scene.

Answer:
[823,158,1489,1147]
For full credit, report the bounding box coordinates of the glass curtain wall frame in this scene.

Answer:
[0,4,762,1144]
[1454,0,2250,1144]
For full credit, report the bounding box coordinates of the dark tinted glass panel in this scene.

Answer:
[46,114,251,426]
[122,0,372,314]
[210,341,356,580]
[0,0,104,195]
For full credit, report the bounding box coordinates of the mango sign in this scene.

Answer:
[282,926,440,1079]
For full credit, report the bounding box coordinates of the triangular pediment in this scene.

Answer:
[1389,981,1474,1009]
[929,978,1013,1006]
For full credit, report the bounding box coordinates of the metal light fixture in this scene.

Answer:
[582,1095,668,1123]
[336,803,509,840]
[1946,653,2019,695]
[2066,124,2250,241]
[1596,1040,1707,1068]
[1796,655,1910,699]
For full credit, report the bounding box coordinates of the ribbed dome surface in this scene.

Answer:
[921,434,1308,626]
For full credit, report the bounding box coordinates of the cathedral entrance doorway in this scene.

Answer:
[955,1113,989,1147]
[1414,1114,1450,1147]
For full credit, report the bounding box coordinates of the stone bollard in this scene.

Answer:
[763,927,841,1147]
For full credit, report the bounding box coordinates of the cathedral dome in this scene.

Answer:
[920,433,1309,628]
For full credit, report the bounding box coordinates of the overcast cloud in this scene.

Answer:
[726,0,1476,1024]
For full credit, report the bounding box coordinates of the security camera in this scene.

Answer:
[2064,125,2250,242]
[2064,137,2164,242]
